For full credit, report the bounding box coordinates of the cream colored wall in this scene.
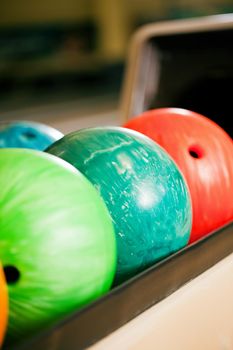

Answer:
[125,0,168,18]
[90,0,232,61]
[0,0,90,26]
[91,0,129,61]
[176,0,232,5]
[0,0,231,59]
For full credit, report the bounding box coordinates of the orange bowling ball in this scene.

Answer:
[0,265,8,346]
[124,108,233,243]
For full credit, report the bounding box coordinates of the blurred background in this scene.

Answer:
[0,0,232,132]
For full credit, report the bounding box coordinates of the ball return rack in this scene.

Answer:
[14,14,233,350]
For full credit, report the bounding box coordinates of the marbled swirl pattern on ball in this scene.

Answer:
[47,127,192,283]
[0,149,116,347]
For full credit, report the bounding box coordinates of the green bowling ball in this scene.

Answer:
[47,127,192,284]
[0,149,116,348]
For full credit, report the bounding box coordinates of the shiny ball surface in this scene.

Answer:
[0,264,8,347]
[0,149,116,346]
[47,127,192,283]
[0,121,63,150]
[124,108,233,243]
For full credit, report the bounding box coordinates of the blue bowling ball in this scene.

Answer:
[0,121,63,151]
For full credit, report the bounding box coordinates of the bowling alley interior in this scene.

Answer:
[0,1,233,349]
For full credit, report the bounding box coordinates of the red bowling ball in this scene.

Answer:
[124,108,233,243]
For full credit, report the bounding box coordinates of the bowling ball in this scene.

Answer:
[123,108,233,243]
[0,149,116,347]
[0,264,8,347]
[46,127,192,284]
[0,120,63,150]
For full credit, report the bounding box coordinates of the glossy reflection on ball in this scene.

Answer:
[47,127,192,284]
[0,149,116,347]
[124,108,233,243]
[0,121,63,150]
[0,264,8,347]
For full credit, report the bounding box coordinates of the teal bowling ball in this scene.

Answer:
[0,120,63,150]
[47,127,192,283]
